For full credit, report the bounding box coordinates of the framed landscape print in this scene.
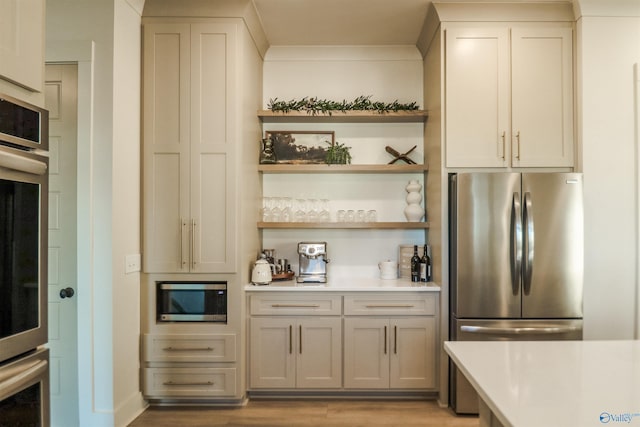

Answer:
[265,130,335,164]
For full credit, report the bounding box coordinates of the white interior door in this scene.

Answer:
[45,63,79,427]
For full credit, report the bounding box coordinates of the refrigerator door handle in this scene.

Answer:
[460,325,580,335]
[511,192,522,295]
[523,192,534,295]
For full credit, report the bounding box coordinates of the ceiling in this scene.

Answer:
[251,0,574,46]
[252,0,432,46]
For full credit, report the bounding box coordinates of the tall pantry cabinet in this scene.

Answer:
[142,22,238,273]
[140,13,264,402]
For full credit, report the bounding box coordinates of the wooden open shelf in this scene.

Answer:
[257,110,429,123]
[258,164,427,174]
[258,221,429,230]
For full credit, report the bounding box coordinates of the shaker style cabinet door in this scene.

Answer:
[0,0,45,92]
[142,23,191,273]
[445,27,510,168]
[142,23,237,273]
[511,28,574,167]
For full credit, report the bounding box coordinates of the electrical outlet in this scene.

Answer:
[125,254,141,274]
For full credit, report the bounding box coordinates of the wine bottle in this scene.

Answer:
[411,245,420,282]
[420,245,428,282]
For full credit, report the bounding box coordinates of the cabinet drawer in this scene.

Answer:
[250,294,341,316]
[344,294,437,316]
[143,367,236,398]
[143,334,236,362]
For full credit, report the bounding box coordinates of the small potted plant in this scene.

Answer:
[325,140,352,165]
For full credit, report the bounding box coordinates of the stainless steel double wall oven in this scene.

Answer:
[0,94,50,426]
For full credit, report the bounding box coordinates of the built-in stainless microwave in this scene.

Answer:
[156,282,227,322]
[0,94,48,151]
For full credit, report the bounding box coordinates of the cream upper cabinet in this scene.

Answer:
[445,25,574,168]
[143,22,237,273]
[0,0,45,92]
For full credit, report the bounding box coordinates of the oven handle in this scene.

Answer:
[0,149,47,175]
[0,359,48,401]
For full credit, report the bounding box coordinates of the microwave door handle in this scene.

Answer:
[511,192,522,295]
[523,192,534,295]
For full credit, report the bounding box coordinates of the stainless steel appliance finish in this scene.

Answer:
[0,142,49,364]
[0,93,49,150]
[157,282,227,322]
[297,242,328,283]
[0,348,50,426]
[449,172,584,414]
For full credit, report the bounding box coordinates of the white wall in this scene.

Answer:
[262,46,427,277]
[46,0,146,425]
[112,0,146,424]
[576,1,640,339]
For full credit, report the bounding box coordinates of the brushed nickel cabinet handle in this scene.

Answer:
[163,381,213,386]
[514,131,521,160]
[271,304,321,308]
[180,219,187,267]
[299,325,302,354]
[501,131,506,160]
[289,325,293,354]
[162,346,213,352]
[191,219,196,269]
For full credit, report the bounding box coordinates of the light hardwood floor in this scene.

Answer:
[128,400,479,427]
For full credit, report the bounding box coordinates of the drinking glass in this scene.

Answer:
[281,197,293,222]
[356,210,366,222]
[346,210,355,222]
[294,198,306,222]
[271,197,282,222]
[366,209,378,222]
[306,198,319,222]
[337,210,346,222]
[261,197,272,222]
[319,199,331,222]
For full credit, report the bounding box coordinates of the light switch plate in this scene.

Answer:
[125,254,141,274]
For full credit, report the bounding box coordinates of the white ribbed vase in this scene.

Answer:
[404,180,425,222]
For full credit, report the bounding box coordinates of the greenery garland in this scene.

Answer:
[267,95,419,115]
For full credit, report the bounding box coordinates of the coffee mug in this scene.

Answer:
[378,260,398,280]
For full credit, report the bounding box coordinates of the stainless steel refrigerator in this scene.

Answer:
[448,173,584,414]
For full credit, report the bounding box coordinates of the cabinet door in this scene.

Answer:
[190,23,238,273]
[296,318,342,388]
[511,28,574,167]
[344,318,389,389]
[0,0,44,92]
[445,27,510,168]
[142,23,191,273]
[389,317,436,389]
[249,317,295,388]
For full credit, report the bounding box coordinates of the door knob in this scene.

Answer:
[59,287,75,299]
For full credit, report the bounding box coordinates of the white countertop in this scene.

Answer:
[245,277,440,292]
[445,340,640,427]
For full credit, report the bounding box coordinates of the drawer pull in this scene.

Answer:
[162,346,214,352]
[163,381,214,386]
[364,304,415,308]
[271,304,321,308]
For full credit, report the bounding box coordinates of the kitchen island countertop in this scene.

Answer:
[445,340,640,427]
[245,277,440,292]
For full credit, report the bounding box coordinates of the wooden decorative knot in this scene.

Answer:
[385,145,417,164]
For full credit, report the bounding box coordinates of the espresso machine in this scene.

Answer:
[297,242,329,283]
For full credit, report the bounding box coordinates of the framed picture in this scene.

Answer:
[264,130,335,164]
